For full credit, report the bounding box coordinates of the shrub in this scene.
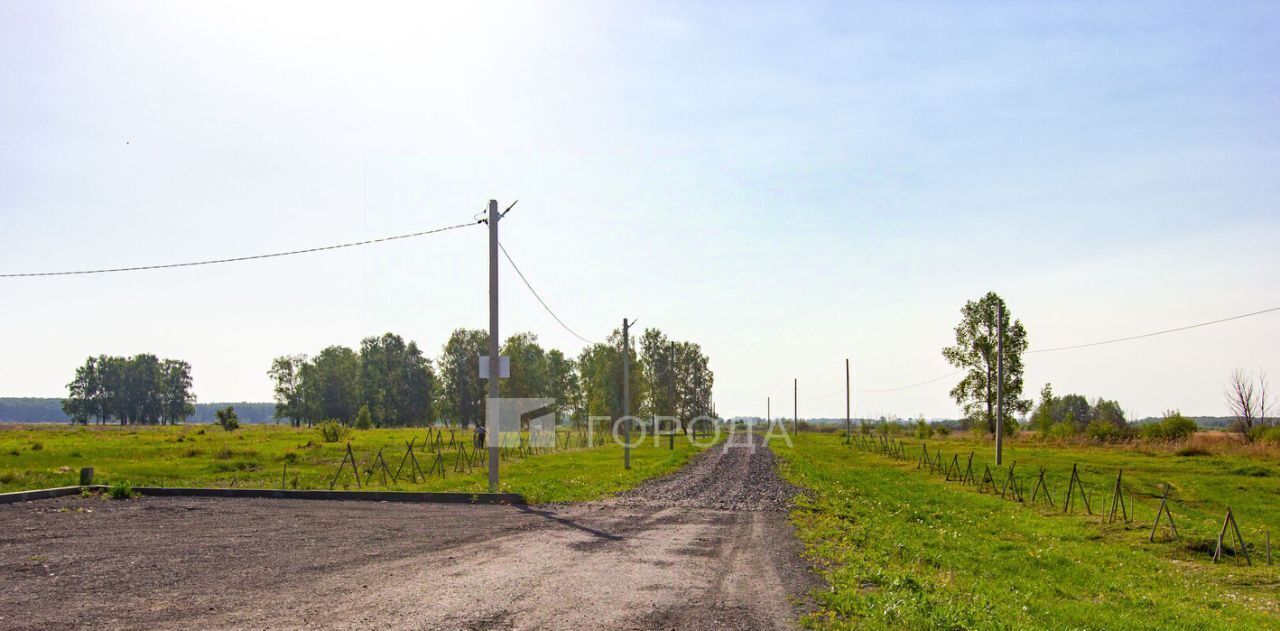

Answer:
[1137,411,1198,442]
[355,405,374,430]
[1085,419,1124,442]
[1160,413,1198,441]
[213,447,236,460]
[1250,425,1280,444]
[107,480,137,500]
[1045,421,1075,440]
[1175,445,1210,457]
[317,421,351,443]
[1138,422,1167,441]
[1162,412,1198,437]
[214,406,240,431]
[282,450,301,464]
[30,441,44,451]
[914,417,934,439]
[935,425,952,437]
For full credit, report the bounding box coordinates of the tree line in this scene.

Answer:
[2,398,274,424]
[269,327,715,428]
[62,354,196,425]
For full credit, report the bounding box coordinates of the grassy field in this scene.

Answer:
[0,423,706,503]
[773,432,1280,630]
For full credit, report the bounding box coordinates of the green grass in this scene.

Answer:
[774,432,1280,630]
[0,424,705,504]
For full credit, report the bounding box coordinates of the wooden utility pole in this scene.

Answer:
[793,378,798,435]
[623,317,633,470]
[996,301,1004,466]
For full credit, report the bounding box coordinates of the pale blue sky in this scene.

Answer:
[2,1,1278,419]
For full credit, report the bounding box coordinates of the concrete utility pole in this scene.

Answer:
[794,378,798,435]
[487,199,501,492]
[996,301,1005,466]
[845,359,851,445]
[623,317,632,470]
[669,341,676,450]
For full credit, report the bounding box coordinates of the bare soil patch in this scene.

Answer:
[0,433,816,630]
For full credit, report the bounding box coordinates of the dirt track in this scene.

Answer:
[0,432,816,630]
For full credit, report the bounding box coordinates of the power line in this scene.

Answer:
[857,370,965,393]
[1027,305,1280,354]
[497,241,598,345]
[850,304,1280,393]
[0,221,477,278]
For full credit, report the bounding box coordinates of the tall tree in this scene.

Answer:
[676,341,714,420]
[125,353,164,424]
[544,349,579,423]
[1092,398,1126,431]
[268,355,308,427]
[97,355,127,423]
[62,356,101,425]
[402,341,436,426]
[639,328,675,418]
[1226,368,1272,438]
[358,333,434,427]
[159,359,196,425]
[942,292,1031,432]
[576,328,644,422]
[311,346,361,424]
[500,332,548,400]
[438,328,488,427]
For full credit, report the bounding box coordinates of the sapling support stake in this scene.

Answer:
[1149,484,1178,542]
[328,442,362,490]
[1064,463,1091,515]
[1108,469,1130,524]
[1213,507,1251,565]
[978,464,996,493]
[1031,467,1055,509]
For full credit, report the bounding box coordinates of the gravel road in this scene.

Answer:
[0,431,816,630]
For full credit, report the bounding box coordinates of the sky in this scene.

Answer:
[1,1,1278,420]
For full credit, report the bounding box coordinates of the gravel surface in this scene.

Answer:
[611,431,798,511]
[0,431,817,630]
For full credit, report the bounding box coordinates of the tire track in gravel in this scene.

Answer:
[0,431,818,631]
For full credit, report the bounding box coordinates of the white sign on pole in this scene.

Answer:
[478,355,510,379]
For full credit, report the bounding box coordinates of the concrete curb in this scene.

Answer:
[0,486,85,504]
[130,487,525,504]
[1,486,524,505]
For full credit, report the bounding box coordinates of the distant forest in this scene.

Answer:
[0,398,275,424]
